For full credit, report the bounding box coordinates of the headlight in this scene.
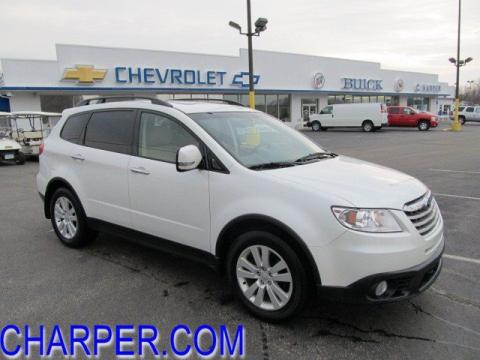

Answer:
[332,207,402,233]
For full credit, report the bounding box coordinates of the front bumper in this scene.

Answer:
[318,243,444,303]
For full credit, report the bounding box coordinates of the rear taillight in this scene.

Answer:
[39,142,44,155]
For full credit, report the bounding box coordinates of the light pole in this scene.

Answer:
[449,0,473,131]
[229,0,268,109]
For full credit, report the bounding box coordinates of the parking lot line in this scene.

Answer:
[444,254,480,265]
[429,169,480,175]
[434,193,480,201]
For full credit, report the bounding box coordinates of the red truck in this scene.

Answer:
[387,106,438,131]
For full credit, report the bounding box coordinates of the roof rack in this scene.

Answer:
[170,98,245,107]
[76,96,173,107]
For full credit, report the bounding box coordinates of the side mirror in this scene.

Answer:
[176,145,203,172]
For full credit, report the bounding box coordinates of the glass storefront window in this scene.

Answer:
[361,96,369,103]
[328,96,335,105]
[407,96,429,111]
[278,94,290,122]
[255,94,266,112]
[344,94,353,103]
[377,95,385,104]
[353,96,362,103]
[266,95,279,119]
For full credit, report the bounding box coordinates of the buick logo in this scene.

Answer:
[313,72,325,89]
[394,78,404,92]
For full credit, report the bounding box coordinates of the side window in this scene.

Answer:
[60,113,90,144]
[476,107,480,113]
[84,110,135,154]
[465,107,474,113]
[389,107,399,114]
[138,112,199,163]
[403,107,411,115]
[320,106,333,115]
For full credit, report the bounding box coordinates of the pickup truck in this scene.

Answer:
[451,106,480,124]
[387,106,438,131]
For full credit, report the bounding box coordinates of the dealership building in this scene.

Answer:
[0,44,454,122]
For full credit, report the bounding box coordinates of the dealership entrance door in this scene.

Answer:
[301,98,318,121]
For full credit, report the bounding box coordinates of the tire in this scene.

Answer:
[362,120,374,132]
[417,120,430,131]
[49,187,96,248]
[227,230,309,322]
[459,116,466,125]
[15,151,25,165]
[311,121,321,132]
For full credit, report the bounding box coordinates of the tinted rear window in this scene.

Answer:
[61,113,90,144]
[466,107,474,112]
[84,110,135,154]
[388,107,399,114]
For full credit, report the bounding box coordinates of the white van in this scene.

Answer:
[306,103,388,132]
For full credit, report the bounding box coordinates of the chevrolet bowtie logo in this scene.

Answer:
[232,72,260,87]
[63,65,107,84]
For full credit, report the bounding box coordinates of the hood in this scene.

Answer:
[265,156,427,209]
[0,138,21,151]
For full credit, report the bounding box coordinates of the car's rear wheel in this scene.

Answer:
[418,120,430,131]
[311,121,321,132]
[362,120,374,132]
[227,230,308,322]
[50,188,95,248]
[459,116,466,125]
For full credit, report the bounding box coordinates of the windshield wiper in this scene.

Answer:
[294,152,338,163]
[249,161,297,170]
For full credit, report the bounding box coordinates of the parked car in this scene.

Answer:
[0,112,25,165]
[306,103,388,132]
[387,106,438,131]
[37,97,444,321]
[451,105,480,124]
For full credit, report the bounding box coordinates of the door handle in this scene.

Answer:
[71,154,85,161]
[130,167,150,175]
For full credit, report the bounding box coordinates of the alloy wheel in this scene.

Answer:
[236,245,293,311]
[54,196,78,240]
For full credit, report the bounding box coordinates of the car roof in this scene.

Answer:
[168,100,251,114]
[63,99,254,117]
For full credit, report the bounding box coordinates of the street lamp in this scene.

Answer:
[229,0,268,109]
[449,0,473,131]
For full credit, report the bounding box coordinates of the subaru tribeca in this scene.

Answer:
[37,97,444,321]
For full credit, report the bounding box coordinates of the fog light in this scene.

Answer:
[374,281,388,297]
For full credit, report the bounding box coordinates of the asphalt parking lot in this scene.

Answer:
[1,121,479,360]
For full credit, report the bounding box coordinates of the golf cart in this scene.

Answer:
[9,111,61,157]
[0,112,25,165]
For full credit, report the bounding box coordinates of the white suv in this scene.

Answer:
[37,96,444,321]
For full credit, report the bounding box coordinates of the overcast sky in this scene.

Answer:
[1,0,479,85]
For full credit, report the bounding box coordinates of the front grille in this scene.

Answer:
[404,191,440,236]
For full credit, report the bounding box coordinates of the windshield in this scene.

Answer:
[189,111,325,168]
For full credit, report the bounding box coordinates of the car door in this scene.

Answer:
[128,111,210,252]
[78,109,135,227]
[465,107,475,121]
[387,107,400,126]
[319,105,334,126]
[475,107,480,122]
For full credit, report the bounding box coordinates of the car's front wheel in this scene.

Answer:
[311,121,321,132]
[227,230,308,322]
[418,120,430,131]
[50,188,96,248]
[15,151,25,165]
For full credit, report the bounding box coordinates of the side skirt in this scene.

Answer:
[87,218,219,271]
